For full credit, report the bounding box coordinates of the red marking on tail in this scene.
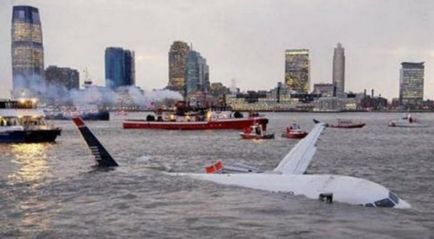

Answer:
[205,160,224,174]
[72,117,85,127]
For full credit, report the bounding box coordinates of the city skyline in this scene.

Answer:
[1,0,434,100]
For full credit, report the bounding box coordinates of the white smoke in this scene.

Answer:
[13,75,183,109]
[68,86,182,109]
[12,75,47,98]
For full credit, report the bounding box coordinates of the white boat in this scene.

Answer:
[0,99,62,143]
[388,114,426,127]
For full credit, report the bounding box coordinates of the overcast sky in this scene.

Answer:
[1,0,433,99]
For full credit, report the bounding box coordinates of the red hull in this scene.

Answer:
[329,123,365,128]
[240,133,274,140]
[281,131,308,139]
[123,117,268,130]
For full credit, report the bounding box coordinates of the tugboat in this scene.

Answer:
[281,122,308,139]
[388,114,426,127]
[123,101,268,130]
[240,123,274,140]
[0,99,62,143]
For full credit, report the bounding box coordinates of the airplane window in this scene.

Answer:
[374,198,395,207]
[389,192,399,204]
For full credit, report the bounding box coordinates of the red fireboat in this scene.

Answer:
[124,116,268,130]
[123,102,268,130]
[281,123,308,139]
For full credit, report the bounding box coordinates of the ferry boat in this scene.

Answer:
[0,99,62,143]
[281,123,308,139]
[388,114,426,128]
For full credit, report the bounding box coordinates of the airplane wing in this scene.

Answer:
[272,122,325,175]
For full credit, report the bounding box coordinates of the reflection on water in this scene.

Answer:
[6,143,53,236]
[8,143,52,187]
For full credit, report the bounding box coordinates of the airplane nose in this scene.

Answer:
[395,199,411,209]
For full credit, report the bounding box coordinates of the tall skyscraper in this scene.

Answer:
[105,47,135,90]
[399,62,424,109]
[11,5,45,97]
[185,50,209,96]
[45,66,79,90]
[168,41,190,93]
[285,49,310,93]
[332,43,345,97]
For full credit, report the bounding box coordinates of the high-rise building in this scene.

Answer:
[11,5,45,97]
[285,49,310,93]
[168,41,190,93]
[210,82,230,98]
[185,50,209,96]
[399,62,424,109]
[105,47,135,90]
[313,83,334,97]
[332,43,345,97]
[45,66,79,90]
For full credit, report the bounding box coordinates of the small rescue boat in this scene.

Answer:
[329,119,365,128]
[281,123,308,139]
[388,114,426,127]
[240,123,274,140]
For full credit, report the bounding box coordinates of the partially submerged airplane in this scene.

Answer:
[72,117,118,167]
[168,123,411,208]
[72,117,410,208]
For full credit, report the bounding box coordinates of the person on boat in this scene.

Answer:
[287,122,300,132]
[408,114,413,123]
[254,123,263,136]
[156,108,163,121]
[287,125,293,133]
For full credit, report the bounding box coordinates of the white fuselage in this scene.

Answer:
[171,173,410,208]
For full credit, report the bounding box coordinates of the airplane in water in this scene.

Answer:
[72,117,118,167]
[72,117,410,208]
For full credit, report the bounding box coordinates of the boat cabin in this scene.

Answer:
[0,99,48,129]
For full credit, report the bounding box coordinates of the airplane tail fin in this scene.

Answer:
[272,122,326,175]
[72,117,119,167]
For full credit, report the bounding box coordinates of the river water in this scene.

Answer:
[0,112,433,238]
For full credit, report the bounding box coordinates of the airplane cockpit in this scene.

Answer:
[364,192,401,208]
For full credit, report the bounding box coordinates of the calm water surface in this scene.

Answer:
[1,112,433,238]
